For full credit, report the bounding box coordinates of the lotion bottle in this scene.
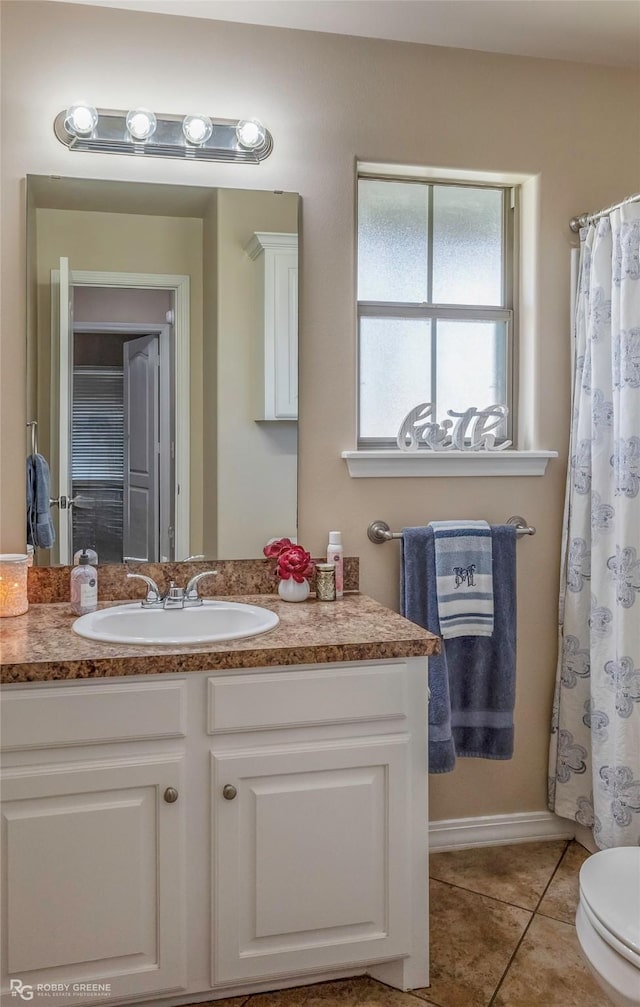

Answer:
[70,550,98,615]
[327,531,344,598]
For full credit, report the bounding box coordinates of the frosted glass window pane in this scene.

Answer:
[436,320,508,436]
[358,180,428,302]
[432,186,503,305]
[360,318,431,439]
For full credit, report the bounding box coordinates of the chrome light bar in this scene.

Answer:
[54,107,273,164]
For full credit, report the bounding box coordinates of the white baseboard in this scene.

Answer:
[429,810,576,852]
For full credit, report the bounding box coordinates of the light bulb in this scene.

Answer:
[64,104,98,137]
[126,108,157,141]
[182,114,213,145]
[236,119,266,150]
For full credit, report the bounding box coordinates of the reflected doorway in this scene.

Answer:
[72,312,171,563]
[54,267,191,564]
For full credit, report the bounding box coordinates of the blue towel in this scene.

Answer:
[430,520,494,638]
[26,454,56,550]
[401,524,517,772]
[401,526,456,773]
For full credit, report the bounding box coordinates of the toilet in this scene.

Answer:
[576,847,640,1006]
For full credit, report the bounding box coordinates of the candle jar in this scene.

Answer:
[0,554,29,617]
[315,563,336,601]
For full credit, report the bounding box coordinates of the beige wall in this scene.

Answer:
[32,207,204,555]
[216,189,298,557]
[74,287,172,324]
[2,1,639,822]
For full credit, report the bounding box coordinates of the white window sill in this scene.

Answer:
[341,450,558,478]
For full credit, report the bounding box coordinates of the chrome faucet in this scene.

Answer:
[184,571,218,606]
[163,581,187,609]
[126,570,218,609]
[126,572,163,608]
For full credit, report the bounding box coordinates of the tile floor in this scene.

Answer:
[188,840,607,1007]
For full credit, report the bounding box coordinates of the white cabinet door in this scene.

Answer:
[1,756,186,1004]
[211,737,410,983]
[245,232,298,420]
[272,247,298,419]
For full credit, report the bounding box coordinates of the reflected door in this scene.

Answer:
[57,257,73,563]
[123,334,160,562]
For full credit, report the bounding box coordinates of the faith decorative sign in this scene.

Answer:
[397,403,512,452]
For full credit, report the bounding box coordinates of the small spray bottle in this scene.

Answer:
[327,531,344,598]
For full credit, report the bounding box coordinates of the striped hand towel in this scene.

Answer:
[430,520,494,638]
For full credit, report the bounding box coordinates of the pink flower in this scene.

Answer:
[263,537,293,559]
[276,545,315,583]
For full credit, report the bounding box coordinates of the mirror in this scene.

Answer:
[26,175,299,565]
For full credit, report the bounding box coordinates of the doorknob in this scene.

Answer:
[55,494,88,510]
[55,495,73,510]
[163,787,179,803]
[67,495,90,509]
[222,784,237,800]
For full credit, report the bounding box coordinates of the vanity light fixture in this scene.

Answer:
[126,107,157,141]
[182,114,213,146]
[236,119,266,150]
[54,106,273,163]
[64,103,99,137]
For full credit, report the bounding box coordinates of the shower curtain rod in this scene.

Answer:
[569,192,640,232]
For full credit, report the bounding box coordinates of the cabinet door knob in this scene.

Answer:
[222,784,237,801]
[163,787,179,803]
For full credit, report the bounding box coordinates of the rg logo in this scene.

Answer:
[10,980,34,1001]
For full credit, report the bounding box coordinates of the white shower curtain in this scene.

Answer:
[549,202,640,849]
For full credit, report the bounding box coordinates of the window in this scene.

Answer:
[72,366,125,563]
[357,176,516,446]
[72,366,124,482]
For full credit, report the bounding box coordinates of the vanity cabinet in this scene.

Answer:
[212,738,409,982]
[245,231,298,421]
[1,659,429,1005]
[1,757,186,1003]
[0,681,188,1005]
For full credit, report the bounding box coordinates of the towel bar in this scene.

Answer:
[27,420,60,508]
[26,420,38,457]
[367,515,535,544]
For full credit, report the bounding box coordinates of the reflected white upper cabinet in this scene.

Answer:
[246,232,298,420]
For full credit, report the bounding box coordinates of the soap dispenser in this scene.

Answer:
[70,550,98,615]
[73,547,98,566]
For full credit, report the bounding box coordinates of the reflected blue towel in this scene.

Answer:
[401,524,517,772]
[26,454,56,549]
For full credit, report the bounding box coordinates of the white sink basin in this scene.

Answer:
[72,600,279,646]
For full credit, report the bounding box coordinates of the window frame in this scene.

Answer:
[356,174,518,449]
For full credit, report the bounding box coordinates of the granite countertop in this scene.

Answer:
[0,594,440,684]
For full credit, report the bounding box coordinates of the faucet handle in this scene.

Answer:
[126,572,163,607]
[185,570,219,603]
